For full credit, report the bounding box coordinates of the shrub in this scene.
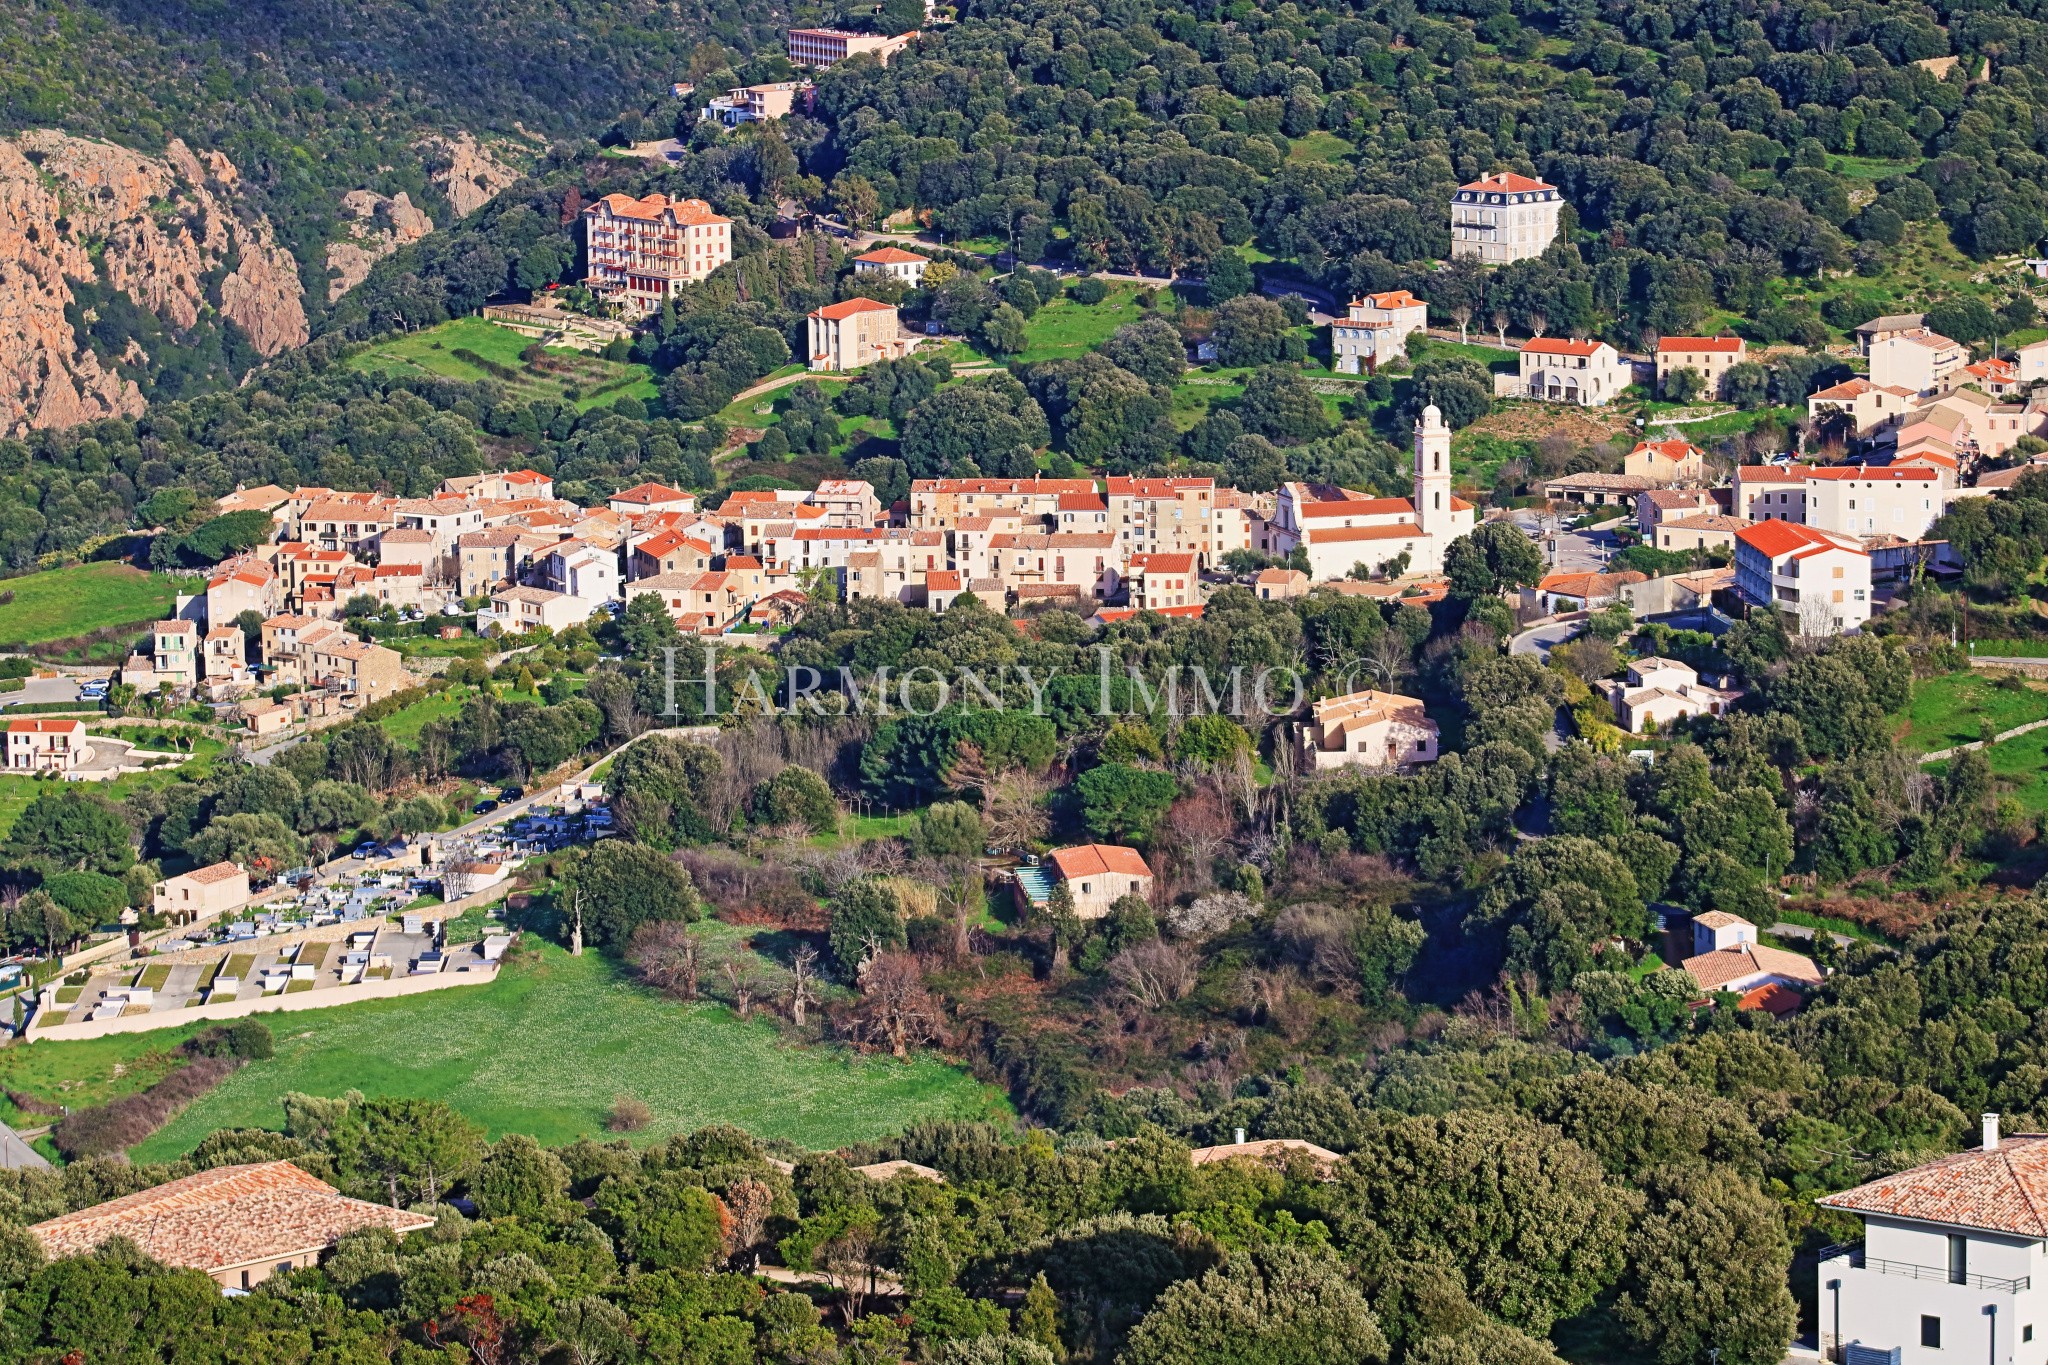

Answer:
[607,1095,653,1132]
[51,1054,240,1158]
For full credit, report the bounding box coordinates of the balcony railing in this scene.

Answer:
[1819,1245,2030,1294]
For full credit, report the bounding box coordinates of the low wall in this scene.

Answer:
[28,961,502,1043]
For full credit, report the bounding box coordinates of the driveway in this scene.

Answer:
[2,675,104,709]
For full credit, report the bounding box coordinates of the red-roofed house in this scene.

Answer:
[1266,404,1477,579]
[1816,1117,2048,1362]
[1331,289,1429,373]
[1808,377,1919,439]
[1126,552,1198,610]
[1450,172,1564,263]
[1804,465,1955,540]
[1105,476,1218,561]
[853,246,930,286]
[1654,336,1744,397]
[1518,338,1628,407]
[809,298,914,372]
[629,529,716,582]
[1869,327,1966,398]
[1732,464,1809,522]
[1734,520,1871,634]
[6,718,84,773]
[1046,845,1154,919]
[1623,438,1705,486]
[30,1161,435,1290]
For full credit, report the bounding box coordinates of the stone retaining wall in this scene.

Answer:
[28,961,502,1043]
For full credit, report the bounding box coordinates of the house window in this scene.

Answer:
[1922,1315,1942,1348]
[1948,1234,1967,1284]
[2025,1326,2034,1344]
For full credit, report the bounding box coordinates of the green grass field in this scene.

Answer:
[0,563,194,649]
[348,318,660,412]
[1288,131,1354,164]
[1893,671,2048,754]
[1011,289,1151,363]
[378,685,477,748]
[94,940,1007,1159]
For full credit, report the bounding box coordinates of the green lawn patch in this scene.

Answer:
[1011,290,1150,364]
[222,954,255,980]
[1974,641,2048,659]
[1930,722,2048,815]
[0,563,194,649]
[1892,671,2048,754]
[120,940,1005,1159]
[0,1030,202,1126]
[347,318,659,414]
[136,964,170,991]
[379,685,476,748]
[1288,131,1354,163]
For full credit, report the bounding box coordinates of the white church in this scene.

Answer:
[1263,404,1478,580]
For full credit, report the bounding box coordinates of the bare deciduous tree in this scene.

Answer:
[850,953,947,1058]
[983,770,1049,850]
[1106,940,1198,1009]
[721,960,757,1018]
[628,920,701,1000]
[787,944,820,1025]
[722,1177,773,1269]
[817,1218,880,1323]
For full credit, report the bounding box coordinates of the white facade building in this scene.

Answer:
[1330,290,1428,374]
[1518,339,1629,407]
[1263,405,1477,579]
[1817,1118,2048,1365]
[1449,172,1564,264]
[1734,520,1872,635]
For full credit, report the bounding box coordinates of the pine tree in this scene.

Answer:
[1019,1271,1066,1360]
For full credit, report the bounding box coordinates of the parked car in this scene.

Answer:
[500,787,524,802]
[351,842,379,859]
[472,799,499,815]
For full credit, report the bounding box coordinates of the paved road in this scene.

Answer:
[1769,920,1857,950]
[2,675,103,709]
[1511,618,1582,659]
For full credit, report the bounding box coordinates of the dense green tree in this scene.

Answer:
[568,841,701,949]
[1122,1245,1387,1365]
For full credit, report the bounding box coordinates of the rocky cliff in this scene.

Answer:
[325,189,435,301]
[424,132,521,217]
[0,130,309,433]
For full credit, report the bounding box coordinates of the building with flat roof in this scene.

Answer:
[787,27,916,68]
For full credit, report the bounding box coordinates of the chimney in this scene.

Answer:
[1985,1113,2001,1152]
[1234,1127,1247,1146]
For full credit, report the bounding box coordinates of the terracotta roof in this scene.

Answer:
[1359,290,1423,310]
[1818,1134,2048,1236]
[1693,910,1751,929]
[31,1161,434,1270]
[379,528,433,544]
[1657,336,1744,354]
[1536,569,1646,596]
[1738,982,1805,1017]
[611,482,691,505]
[1660,514,1748,533]
[854,247,929,265]
[1460,171,1554,193]
[1094,604,1206,622]
[1299,496,1414,519]
[182,861,245,886]
[926,570,963,591]
[1856,313,1926,334]
[1736,520,1867,559]
[1308,522,1425,543]
[6,719,81,735]
[1129,552,1197,573]
[1681,942,1823,991]
[1543,472,1652,490]
[1254,568,1308,584]
[1522,338,1606,356]
[1048,844,1153,881]
[1805,466,1939,482]
[1641,489,1713,509]
[1736,464,1808,484]
[812,297,896,321]
[587,193,729,226]
[157,619,197,635]
[1105,477,1215,497]
[1631,438,1701,463]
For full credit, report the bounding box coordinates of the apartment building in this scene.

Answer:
[1126,553,1198,610]
[456,528,534,599]
[1733,465,1808,522]
[151,620,199,689]
[1297,689,1439,770]
[786,27,916,67]
[812,479,882,527]
[1734,520,1872,635]
[1449,171,1564,264]
[297,499,395,555]
[300,636,405,703]
[1869,328,1966,397]
[807,298,915,372]
[583,194,734,316]
[1654,336,1744,397]
[628,530,717,581]
[203,628,249,686]
[1517,338,1629,406]
[986,532,1119,599]
[1105,477,1217,563]
[1803,466,1955,541]
[1330,290,1428,374]
[705,82,812,127]
[260,614,340,685]
[1808,377,1919,438]
[910,477,1098,528]
[537,540,619,606]
[204,559,278,631]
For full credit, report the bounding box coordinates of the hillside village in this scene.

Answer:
[19,0,2048,1361]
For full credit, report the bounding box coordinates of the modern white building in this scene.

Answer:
[1817,1118,2048,1365]
[1803,466,1958,542]
[1449,171,1564,264]
[852,247,931,286]
[1734,519,1872,635]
